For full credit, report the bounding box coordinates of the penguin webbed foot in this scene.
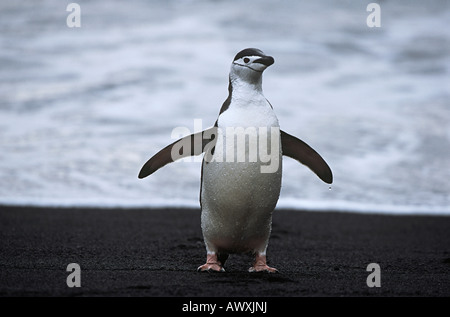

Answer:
[197,253,225,273]
[197,263,225,272]
[248,253,278,273]
[248,265,278,273]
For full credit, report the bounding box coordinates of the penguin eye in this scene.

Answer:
[243,58,250,63]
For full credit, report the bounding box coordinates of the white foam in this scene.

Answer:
[1,196,449,216]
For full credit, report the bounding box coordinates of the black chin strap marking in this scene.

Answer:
[233,62,263,73]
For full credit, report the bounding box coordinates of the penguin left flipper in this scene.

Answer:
[138,127,217,179]
[281,130,333,184]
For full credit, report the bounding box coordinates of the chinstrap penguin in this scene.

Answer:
[139,48,333,273]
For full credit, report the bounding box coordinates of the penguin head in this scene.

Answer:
[230,48,274,85]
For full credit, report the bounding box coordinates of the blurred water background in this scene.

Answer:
[0,0,449,214]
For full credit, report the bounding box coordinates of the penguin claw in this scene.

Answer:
[197,253,225,272]
[248,265,278,273]
[197,263,225,272]
[249,254,278,273]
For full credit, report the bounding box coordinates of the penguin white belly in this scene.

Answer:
[200,104,282,254]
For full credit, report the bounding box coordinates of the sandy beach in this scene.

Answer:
[1,206,449,298]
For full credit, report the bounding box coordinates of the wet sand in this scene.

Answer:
[1,206,449,298]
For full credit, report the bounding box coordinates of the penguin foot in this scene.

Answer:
[248,264,278,273]
[249,254,278,273]
[197,263,225,272]
[197,253,225,272]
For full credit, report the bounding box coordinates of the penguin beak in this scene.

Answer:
[253,56,274,67]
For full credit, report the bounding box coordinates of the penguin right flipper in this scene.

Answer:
[138,127,217,179]
[281,130,333,184]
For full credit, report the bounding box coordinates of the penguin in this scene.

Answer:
[138,48,332,273]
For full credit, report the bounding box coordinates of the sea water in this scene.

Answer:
[0,0,449,214]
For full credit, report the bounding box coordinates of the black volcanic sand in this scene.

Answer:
[0,206,449,297]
